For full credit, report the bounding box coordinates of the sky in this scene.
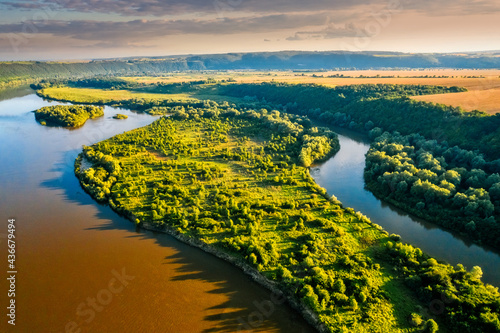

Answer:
[0,0,499,61]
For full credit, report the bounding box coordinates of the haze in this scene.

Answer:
[0,0,499,61]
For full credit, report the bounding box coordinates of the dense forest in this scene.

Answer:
[219,82,500,160]
[34,105,104,127]
[76,104,500,332]
[365,131,500,248]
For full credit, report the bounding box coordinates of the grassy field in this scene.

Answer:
[38,86,248,106]
[120,69,500,114]
[38,87,197,104]
[412,87,500,114]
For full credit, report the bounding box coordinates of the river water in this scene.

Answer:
[311,129,500,287]
[0,88,313,333]
[1,88,499,333]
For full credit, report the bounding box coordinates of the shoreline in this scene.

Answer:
[74,154,328,333]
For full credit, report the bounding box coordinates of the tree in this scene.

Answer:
[425,319,438,333]
[350,297,358,311]
[471,266,483,280]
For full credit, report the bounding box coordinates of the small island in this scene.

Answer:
[113,113,128,119]
[34,105,104,128]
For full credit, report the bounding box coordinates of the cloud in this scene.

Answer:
[1,0,499,17]
[0,12,330,44]
[287,22,364,41]
[0,0,367,16]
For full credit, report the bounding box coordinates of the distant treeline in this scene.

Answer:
[35,105,104,128]
[3,50,500,85]
[219,82,500,160]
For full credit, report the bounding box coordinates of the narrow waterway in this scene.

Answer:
[311,130,500,287]
[0,89,314,333]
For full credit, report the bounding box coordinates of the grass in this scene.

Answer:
[38,86,248,107]
[77,114,438,332]
[38,87,197,104]
[412,88,500,114]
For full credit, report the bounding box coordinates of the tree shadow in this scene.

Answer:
[41,160,315,333]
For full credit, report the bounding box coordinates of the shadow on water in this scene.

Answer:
[40,148,314,333]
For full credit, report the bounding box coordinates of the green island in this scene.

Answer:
[34,104,104,128]
[74,101,499,332]
[26,78,500,332]
[113,113,128,119]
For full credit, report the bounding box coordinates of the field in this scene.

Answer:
[77,111,427,332]
[412,88,500,114]
[38,86,247,105]
[120,69,500,114]
[38,87,196,104]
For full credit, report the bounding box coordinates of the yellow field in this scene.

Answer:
[39,87,196,104]
[412,88,500,115]
[120,69,500,114]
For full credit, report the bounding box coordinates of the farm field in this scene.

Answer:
[120,69,500,114]
[412,88,500,114]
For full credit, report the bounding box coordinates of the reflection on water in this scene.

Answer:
[0,90,314,333]
[312,132,500,287]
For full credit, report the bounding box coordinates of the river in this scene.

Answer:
[0,88,313,333]
[311,129,500,287]
[1,88,499,333]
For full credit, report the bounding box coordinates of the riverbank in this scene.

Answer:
[74,109,500,332]
[2,91,318,333]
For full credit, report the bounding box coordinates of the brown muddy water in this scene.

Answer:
[0,89,314,333]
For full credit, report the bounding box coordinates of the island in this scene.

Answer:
[75,100,500,333]
[34,105,104,128]
[113,113,128,119]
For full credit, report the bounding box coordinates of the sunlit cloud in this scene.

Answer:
[0,0,499,60]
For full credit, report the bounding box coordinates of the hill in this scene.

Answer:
[2,51,500,88]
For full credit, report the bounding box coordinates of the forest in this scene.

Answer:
[75,103,500,333]
[219,82,500,160]
[33,80,500,248]
[365,131,500,248]
[34,104,104,128]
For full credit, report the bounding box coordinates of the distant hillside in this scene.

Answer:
[2,51,500,85]
[177,51,500,70]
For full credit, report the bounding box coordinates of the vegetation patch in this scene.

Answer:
[34,104,104,128]
[365,131,500,248]
[113,113,128,119]
[76,104,500,332]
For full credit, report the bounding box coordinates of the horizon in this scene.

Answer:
[1,0,499,61]
[2,48,500,63]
